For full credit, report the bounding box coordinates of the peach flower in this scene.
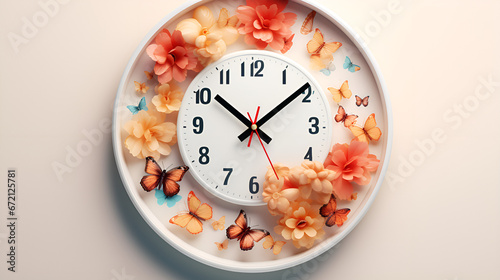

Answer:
[263,164,299,215]
[288,161,336,205]
[123,106,176,160]
[274,201,325,249]
[237,0,297,51]
[146,29,198,84]
[176,6,239,66]
[151,82,183,114]
[324,140,380,201]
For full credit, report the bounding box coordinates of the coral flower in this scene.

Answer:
[146,29,198,84]
[151,83,183,114]
[123,106,177,160]
[288,161,336,205]
[237,0,297,51]
[324,140,380,200]
[274,201,325,249]
[176,6,239,66]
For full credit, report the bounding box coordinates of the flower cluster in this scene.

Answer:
[176,6,240,67]
[264,141,379,248]
[123,105,177,160]
[236,0,296,53]
[151,82,183,114]
[146,29,198,84]
[324,140,380,201]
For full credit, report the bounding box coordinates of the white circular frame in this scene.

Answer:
[112,0,393,273]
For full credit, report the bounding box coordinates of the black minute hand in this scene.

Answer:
[238,82,311,142]
[214,94,272,144]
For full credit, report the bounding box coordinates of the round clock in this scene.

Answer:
[112,0,392,273]
[178,50,332,206]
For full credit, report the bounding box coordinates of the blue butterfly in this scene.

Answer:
[320,62,336,76]
[343,56,361,73]
[154,189,182,208]
[127,96,148,115]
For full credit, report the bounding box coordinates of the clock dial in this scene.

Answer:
[178,50,332,205]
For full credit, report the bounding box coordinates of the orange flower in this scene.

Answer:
[263,164,299,215]
[288,161,336,205]
[123,106,176,160]
[176,6,239,66]
[151,83,183,114]
[237,0,296,51]
[324,140,380,200]
[274,201,325,249]
[146,29,198,84]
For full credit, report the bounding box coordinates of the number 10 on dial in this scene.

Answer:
[178,51,332,206]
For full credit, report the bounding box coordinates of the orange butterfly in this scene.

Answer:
[169,191,213,234]
[140,157,189,197]
[144,71,154,80]
[349,113,382,143]
[301,11,316,35]
[355,95,369,107]
[263,235,286,255]
[212,216,225,231]
[335,106,358,127]
[328,80,352,103]
[218,8,239,28]
[320,195,350,227]
[226,210,269,251]
[308,28,342,70]
[215,239,229,251]
[281,34,294,54]
[134,81,149,94]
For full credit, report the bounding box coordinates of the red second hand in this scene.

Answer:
[247,107,279,180]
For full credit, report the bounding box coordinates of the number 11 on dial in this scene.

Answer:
[178,51,332,206]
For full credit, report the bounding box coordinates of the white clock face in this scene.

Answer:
[178,50,332,205]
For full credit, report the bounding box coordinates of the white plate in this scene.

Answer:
[112,0,392,273]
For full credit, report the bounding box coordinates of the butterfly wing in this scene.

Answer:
[320,68,331,76]
[362,96,369,107]
[344,115,358,127]
[185,216,204,234]
[335,106,346,123]
[310,55,326,71]
[320,195,337,217]
[187,191,213,221]
[215,239,229,250]
[350,64,361,72]
[355,95,362,106]
[349,125,369,143]
[226,210,247,240]
[162,166,189,197]
[144,71,154,80]
[328,87,342,103]
[307,29,324,54]
[138,96,148,111]
[212,216,225,230]
[364,113,382,141]
[301,10,316,35]
[343,56,352,69]
[165,195,182,208]
[127,105,139,115]
[239,229,270,251]
[169,213,195,229]
[334,208,351,227]
[319,42,342,61]
[262,235,274,250]
[339,80,352,99]
[281,34,294,54]
[140,157,163,191]
[218,8,230,27]
[272,241,286,255]
[134,81,141,92]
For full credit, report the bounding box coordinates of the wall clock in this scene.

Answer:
[113,0,392,273]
